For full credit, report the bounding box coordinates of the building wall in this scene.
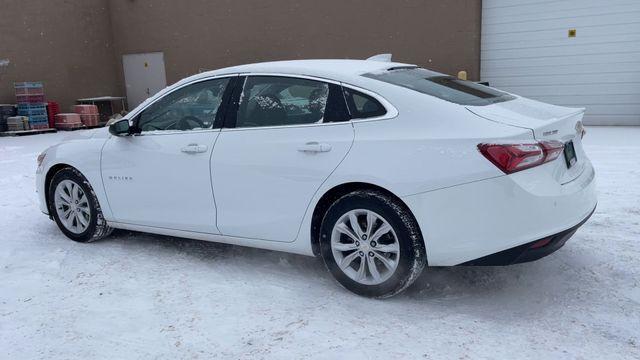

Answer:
[481,0,640,125]
[108,0,482,89]
[1,0,481,112]
[0,0,120,112]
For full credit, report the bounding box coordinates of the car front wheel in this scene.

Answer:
[49,167,112,242]
[319,189,426,298]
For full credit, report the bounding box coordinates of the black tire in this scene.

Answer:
[319,190,427,298]
[48,167,113,242]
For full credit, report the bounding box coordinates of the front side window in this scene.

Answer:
[235,76,331,128]
[137,78,229,132]
[363,67,515,106]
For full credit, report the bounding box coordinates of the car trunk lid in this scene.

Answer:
[467,97,587,184]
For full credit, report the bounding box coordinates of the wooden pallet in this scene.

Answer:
[0,128,58,137]
[86,122,107,129]
[55,126,85,131]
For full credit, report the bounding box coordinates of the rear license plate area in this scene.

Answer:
[564,140,577,168]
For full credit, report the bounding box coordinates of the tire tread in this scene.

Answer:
[49,167,113,243]
[320,189,426,298]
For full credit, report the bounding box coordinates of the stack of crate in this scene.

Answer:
[55,113,83,130]
[73,105,100,127]
[17,103,48,129]
[47,101,60,128]
[15,82,45,103]
[6,116,30,131]
[0,104,17,132]
[15,82,48,129]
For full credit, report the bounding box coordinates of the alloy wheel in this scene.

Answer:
[54,179,91,234]
[330,209,400,285]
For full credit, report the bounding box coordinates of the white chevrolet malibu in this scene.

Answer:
[36,59,597,298]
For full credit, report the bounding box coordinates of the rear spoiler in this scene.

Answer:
[366,56,492,87]
[366,53,393,62]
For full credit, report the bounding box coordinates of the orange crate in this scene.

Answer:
[80,114,100,126]
[55,113,82,124]
[73,105,98,115]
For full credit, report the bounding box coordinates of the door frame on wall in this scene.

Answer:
[122,52,168,109]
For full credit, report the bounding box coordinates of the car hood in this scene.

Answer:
[60,126,109,142]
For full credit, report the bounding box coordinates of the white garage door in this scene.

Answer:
[481,0,640,125]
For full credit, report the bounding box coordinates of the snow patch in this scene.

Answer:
[0,127,639,358]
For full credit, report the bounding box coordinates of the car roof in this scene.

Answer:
[132,59,420,116]
[178,59,417,86]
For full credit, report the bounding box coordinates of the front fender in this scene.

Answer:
[37,131,112,220]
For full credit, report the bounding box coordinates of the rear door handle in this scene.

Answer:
[181,143,208,154]
[298,142,332,153]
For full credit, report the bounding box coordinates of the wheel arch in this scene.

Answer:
[309,182,423,257]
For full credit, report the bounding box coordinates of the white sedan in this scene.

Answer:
[36,59,597,298]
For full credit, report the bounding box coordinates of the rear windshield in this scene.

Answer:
[363,67,515,106]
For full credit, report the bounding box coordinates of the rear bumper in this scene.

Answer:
[460,204,595,266]
[402,160,597,266]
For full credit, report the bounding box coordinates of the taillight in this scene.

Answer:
[478,140,564,174]
[540,140,564,162]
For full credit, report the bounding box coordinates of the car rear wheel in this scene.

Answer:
[319,189,426,298]
[49,167,112,242]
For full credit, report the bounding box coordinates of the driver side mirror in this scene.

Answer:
[109,118,131,136]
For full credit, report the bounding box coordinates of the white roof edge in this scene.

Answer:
[168,59,420,90]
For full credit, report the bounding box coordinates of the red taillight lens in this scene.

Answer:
[540,140,564,162]
[478,140,564,174]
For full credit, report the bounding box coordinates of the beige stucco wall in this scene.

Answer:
[1,0,481,111]
[0,0,120,111]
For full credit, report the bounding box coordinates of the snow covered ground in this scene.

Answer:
[1,127,638,359]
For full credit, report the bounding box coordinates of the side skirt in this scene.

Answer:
[107,221,315,257]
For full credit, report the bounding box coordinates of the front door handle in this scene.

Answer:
[181,143,208,154]
[298,142,332,153]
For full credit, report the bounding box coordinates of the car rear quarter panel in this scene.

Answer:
[330,88,533,198]
[292,88,536,256]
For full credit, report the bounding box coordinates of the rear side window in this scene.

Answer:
[363,67,515,106]
[235,76,335,128]
[342,88,386,119]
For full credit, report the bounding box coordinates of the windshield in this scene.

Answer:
[363,67,515,106]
